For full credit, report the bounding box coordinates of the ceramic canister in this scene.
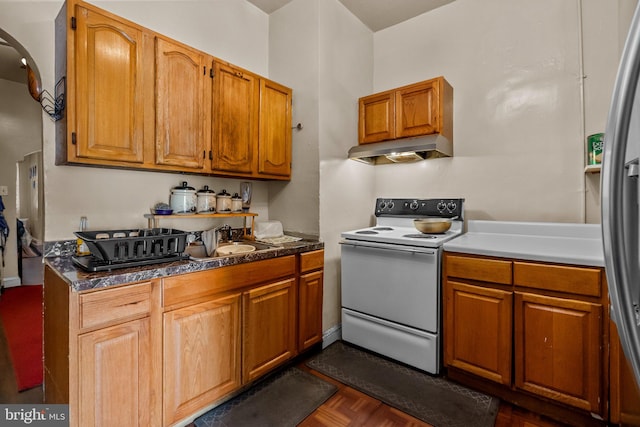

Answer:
[170,181,197,214]
[197,185,216,213]
[216,189,232,212]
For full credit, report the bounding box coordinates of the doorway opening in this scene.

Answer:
[0,28,45,403]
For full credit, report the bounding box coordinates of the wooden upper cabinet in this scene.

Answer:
[395,80,438,139]
[155,37,211,170]
[358,76,452,145]
[211,62,258,175]
[58,0,293,179]
[258,78,292,178]
[69,4,145,164]
[358,90,394,144]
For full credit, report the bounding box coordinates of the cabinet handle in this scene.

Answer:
[203,150,205,159]
[72,132,77,145]
[203,66,206,76]
[209,150,213,160]
[210,68,214,78]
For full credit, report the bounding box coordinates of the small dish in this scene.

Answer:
[154,209,173,215]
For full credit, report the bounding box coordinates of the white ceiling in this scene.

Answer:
[248,0,454,32]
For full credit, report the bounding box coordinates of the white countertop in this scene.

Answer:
[443,220,605,267]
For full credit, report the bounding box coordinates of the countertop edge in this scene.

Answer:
[45,239,324,292]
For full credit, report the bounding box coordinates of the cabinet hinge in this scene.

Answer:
[71,132,77,145]
[203,150,206,159]
[209,150,213,160]
[210,68,214,79]
[203,66,206,76]
[71,17,76,30]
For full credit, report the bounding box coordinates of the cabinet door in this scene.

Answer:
[610,320,640,425]
[395,79,439,139]
[78,318,151,427]
[258,78,292,178]
[444,280,512,385]
[358,90,395,144]
[211,62,258,174]
[514,292,602,414]
[71,5,145,164]
[243,278,297,382]
[298,270,323,351]
[163,293,241,425]
[155,37,210,170]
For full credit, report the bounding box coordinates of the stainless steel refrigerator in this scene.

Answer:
[602,2,640,391]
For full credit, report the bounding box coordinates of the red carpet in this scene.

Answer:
[0,285,43,391]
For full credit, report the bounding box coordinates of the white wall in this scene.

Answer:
[0,0,272,242]
[0,78,42,286]
[369,0,630,224]
[269,0,374,330]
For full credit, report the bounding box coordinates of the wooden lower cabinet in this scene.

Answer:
[163,293,241,425]
[242,279,296,382]
[298,249,324,351]
[610,320,640,426]
[514,292,602,413]
[44,251,323,427]
[444,280,512,385]
[443,252,609,425]
[78,318,151,426]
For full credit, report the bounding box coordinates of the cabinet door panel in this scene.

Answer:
[395,80,438,139]
[155,37,209,169]
[212,62,257,174]
[78,318,150,427]
[258,78,292,178]
[514,292,602,414]
[299,270,323,351]
[610,320,640,425]
[73,5,145,163]
[358,91,394,143]
[243,278,297,382]
[164,293,241,425]
[444,280,512,385]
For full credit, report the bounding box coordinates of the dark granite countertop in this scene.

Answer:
[45,234,323,292]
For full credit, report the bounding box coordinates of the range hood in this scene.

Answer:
[347,134,452,165]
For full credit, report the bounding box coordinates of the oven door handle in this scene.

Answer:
[340,240,436,255]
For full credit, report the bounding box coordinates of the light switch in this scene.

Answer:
[0,186,7,196]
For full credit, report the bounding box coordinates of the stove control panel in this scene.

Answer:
[375,198,464,219]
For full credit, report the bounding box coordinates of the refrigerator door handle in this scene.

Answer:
[602,2,640,390]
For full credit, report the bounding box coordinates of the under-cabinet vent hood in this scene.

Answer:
[347,134,452,165]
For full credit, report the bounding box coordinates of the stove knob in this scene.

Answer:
[409,200,419,210]
[447,201,457,212]
[379,201,387,210]
[388,201,395,210]
[437,201,447,212]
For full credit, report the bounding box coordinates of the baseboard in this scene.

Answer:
[1,276,21,288]
[322,324,342,349]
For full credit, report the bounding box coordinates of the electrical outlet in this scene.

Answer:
[0,186,8,196]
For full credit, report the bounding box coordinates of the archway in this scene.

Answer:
[0,29,44,403]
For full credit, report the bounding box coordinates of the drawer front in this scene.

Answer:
[445,254,512,285]
[300,250,324,273]
[513,262,601,298]
[163,255,296,307]
[79,281,151,330]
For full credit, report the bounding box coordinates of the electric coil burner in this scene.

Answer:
[340,198,464,374]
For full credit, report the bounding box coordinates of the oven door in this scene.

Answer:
[340,240,440,333]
